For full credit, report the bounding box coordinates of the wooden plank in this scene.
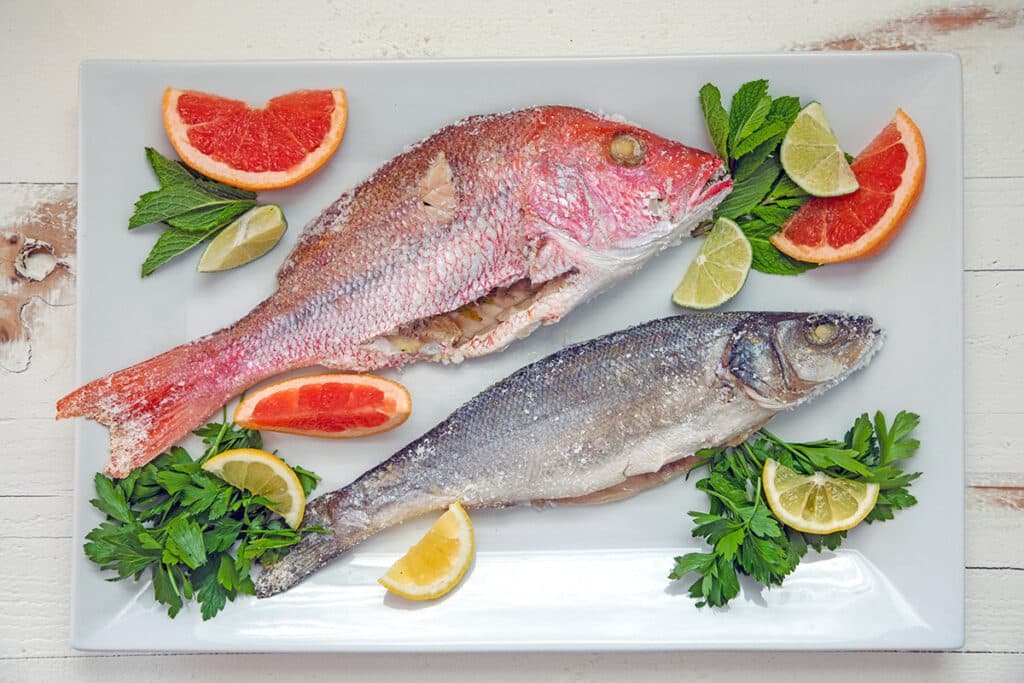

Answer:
[0,1,1020,182]
[968,487,1024,570]
[3,536,1021,659]
[2,652,1024,681]
[965,177,1024,271]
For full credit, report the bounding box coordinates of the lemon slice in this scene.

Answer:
[378,502,474,601]
[197,204,287,272]
[780,102,859,198]
[201,448,306,528]
[762,458,879,534]
[672,217,752,310]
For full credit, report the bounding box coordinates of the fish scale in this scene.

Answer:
[254,311,882,597]
[59,106,732,478]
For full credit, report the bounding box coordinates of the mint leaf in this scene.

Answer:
[727,80,771,156]
[166,200,255,232]
[195,179,256,201]
[146,147,196,186]
[715,157,781,220]
[732,135,783,182]
[767,96,801,127]
[699,83,730,161]
[128,183,231,230]
[141,225,219,277]
[750,205,796,227]
[767,174,809,201]
[748,236,818,275]
[732,120,789,159]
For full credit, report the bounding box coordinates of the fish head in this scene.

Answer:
[722,312,884,410]
[528,109,732,263]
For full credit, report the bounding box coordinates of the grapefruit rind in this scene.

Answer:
[233,373,412,439]
[162,88,348,191]
[771,109,925,264]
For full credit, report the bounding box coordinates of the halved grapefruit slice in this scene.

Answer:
[234,373,411,438]
[771,109,925,264]
[163,87,347,191]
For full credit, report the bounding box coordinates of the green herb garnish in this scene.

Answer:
[698,80,816,276]
[130,148,279,277]
[669,410,922,608]
[84,412,325,620]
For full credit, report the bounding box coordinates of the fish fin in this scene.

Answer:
[539,455,701,506]
[418,151,457,223]
[57,329,263,478]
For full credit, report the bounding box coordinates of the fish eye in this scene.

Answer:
[805,320,840,345]
[609,134,646,166]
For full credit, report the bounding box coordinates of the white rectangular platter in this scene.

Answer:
[72,53,963,651]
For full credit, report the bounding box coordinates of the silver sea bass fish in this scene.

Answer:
[256,311,883,597]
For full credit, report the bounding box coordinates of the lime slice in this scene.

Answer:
[672,217,752,310]
[197,204,287,272]
[780,102,859,198]
[762,459,880,535]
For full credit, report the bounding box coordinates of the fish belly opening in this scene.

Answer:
[362,272,575,360]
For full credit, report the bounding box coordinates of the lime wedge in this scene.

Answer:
[672,217,752,310]
[197,204,287,272]
[780,102,859,198]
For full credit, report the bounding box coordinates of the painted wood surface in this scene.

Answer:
[1,0,1021,680]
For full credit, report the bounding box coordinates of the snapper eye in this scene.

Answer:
[609,134,646,166]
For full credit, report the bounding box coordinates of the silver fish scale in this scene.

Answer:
[364,313,763,506]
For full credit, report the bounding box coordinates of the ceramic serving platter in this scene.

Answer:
[72,53,963,651]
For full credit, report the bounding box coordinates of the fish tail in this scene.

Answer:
[254,490,363,598]
[255,473,448,598]
[57,314,283,478]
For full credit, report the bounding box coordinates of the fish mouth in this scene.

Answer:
[686,163,732,213]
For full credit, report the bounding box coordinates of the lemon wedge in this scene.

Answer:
[762,458,879,535]
[201,448,306,528]
[378,502,474,601]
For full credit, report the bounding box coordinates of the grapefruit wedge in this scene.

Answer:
[771,109,925,264]
[234,373,411,439]
[163,87,347,191]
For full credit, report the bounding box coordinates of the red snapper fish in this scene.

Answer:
[58,106,732,477]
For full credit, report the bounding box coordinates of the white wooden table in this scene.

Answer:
[2,1,1022,680]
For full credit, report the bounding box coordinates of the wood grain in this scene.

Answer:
[2,653,1024,682]
[2,0,1023,678]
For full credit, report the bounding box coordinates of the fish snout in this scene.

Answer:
[686,162,732,214]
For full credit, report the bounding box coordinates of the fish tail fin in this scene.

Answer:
[254,490,361,598]
[57,323,275,478]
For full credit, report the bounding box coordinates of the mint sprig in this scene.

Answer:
[697,81,816,276]
[130,149,278,277]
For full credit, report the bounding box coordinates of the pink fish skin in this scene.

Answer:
[58,106,731,477]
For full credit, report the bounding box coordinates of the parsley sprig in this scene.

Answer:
[670,410,922,608]
[84,413,325,620]
[130,148,281,277]
[698,79,817,276]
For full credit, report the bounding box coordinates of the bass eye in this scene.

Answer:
[609,134,646,166]
[806,322,839,345]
